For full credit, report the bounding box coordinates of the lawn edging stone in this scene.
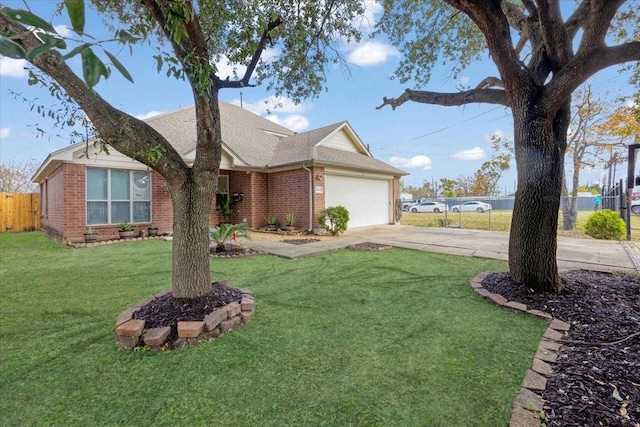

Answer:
[115,288,255,350]
[469,272,571,427]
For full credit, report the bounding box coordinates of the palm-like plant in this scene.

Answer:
[209,223,250,252]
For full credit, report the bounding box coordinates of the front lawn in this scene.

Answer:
[0,232,546,426]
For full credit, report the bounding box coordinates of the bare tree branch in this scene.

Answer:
[376,87,508,110]
[579,0,625,52]
[218,15,284,89]
[538,0,572,71]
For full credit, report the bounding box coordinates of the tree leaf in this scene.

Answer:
[0,37,26,59]
[64,0,85,34]
[2,8,56,33]
[104,49,134,83]
[26,43,53,61]
[36,32,67,50]
[62,43,91,60]
[80,47,109,88]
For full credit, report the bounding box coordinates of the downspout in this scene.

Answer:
[302,164,313,232]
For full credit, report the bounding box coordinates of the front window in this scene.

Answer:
[86,167,151,225]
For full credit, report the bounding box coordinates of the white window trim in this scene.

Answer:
[86,167,152,225]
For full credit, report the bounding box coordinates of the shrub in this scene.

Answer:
[318,206,350,235]
[584,209,625,240]
[209,222,250,251]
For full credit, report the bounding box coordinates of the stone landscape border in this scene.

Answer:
[115,287,255,350]
[469,272,571,427]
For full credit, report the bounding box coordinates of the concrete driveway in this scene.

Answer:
[250,224,640,273]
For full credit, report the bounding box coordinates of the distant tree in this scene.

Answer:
[471,134,512,197]
[454,175,474,197]
[0,0,365,298]
[0,160,38,192]
[376,1,640,292]
[562,85,609,230]
[439,178,457,198]
[595,100,640,190]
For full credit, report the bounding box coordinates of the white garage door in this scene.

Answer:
[324,174,391,228]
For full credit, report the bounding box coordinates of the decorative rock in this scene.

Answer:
[487,292,508,305]
[470,279,483,289]
[513,388,544,412]
[144,327,171,348]
[527,309,552,319]
[204,309,227,331]
[220,316,242,332]
[177,321,205,338]
[543,328,564,342]
[115,307,137,327]
[475,288,491,297]
[240,297,255,312]
[225,302,241,318]
[115,319,146,349]
[509,405,542,427]
[504,300,528,312]
[116,319,145,337]
[531,358,553,376]
[549,319,570,331]
[522,369,547,391]
[240,310,254,323]
[239,287,253,296]
[539,340,560,352]
[534,348,558,363]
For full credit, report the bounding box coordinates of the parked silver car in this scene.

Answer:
[409,201,448,213]
[451,201,492,213]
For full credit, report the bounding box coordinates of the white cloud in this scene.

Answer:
[347,41,398,66]
[0,127,11,139]
[389,155,432,170]
[266,114,309,132]
[0,57,28,77]
[54,25,71,38]
[451,147,485,160]
[458,76,470,86]
[234,95,307,116]
[134,111,164,120]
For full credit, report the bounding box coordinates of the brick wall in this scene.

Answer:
[40,164,65,241]
[267,168,312,230]
[310,167,325,231]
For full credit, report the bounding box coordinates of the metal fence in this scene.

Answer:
[403,195,627,232]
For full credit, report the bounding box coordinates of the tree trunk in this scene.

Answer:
[561,168,578,230]
[508,100,570,293]
[168,171,216,299]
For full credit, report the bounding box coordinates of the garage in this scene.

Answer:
[324,173,392,228]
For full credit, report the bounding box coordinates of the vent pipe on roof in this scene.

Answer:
[240,92,243,109]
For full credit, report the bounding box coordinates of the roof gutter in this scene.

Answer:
[302,164,313,232]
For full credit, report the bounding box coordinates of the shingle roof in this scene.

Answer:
[143,102,406,175]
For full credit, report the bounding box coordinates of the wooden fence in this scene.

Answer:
[0,192,41,232]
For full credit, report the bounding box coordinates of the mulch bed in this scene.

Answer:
[281,238,320,245]
[482,270,640,426]
[349,242,392,251]
[210,244,261,257]
[133,282,242,332]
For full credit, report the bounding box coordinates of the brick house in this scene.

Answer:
[33,102,407,242]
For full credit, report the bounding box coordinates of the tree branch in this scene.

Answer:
[376,87,508,111]
[538,0,572,71]
[544,42,640,112]
[0,13,188,182]
[218,15,284,89]
[579,0,625,53]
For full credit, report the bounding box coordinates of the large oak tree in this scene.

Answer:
[0,0,365,298]
[376,0,640,292]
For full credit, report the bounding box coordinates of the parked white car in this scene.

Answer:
[632,199,640,214]
[451,201,492,213]
[409,201,448,213]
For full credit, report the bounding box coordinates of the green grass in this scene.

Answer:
[0,232,547,426]
[402,210,640,239]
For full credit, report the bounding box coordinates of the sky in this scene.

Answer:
[0,1,637,195]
